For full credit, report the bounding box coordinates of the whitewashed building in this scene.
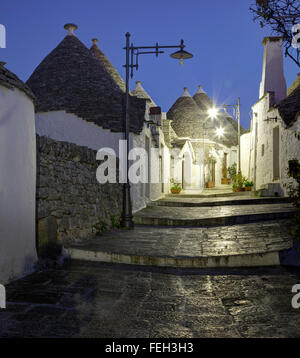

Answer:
[241,37,300,196]
[166,86,244,190]
[0,62,38,283]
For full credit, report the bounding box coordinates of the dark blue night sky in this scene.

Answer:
[1,0,299,129]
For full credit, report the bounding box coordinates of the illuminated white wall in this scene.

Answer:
[0,86,37,284]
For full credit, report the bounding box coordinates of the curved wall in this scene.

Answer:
[0,86,37,283]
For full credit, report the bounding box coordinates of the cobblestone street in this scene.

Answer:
[1,260,300,338]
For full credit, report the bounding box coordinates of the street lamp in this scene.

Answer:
[207,98,241,174]
[170,40,194,65]
[208,107,219,119]
[216,127,225,138]
[120,32,193,229]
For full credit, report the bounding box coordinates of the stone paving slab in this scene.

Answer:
[1,260,300,338]
[134,203,295,226]
[150,196,292,207]
[65,221,292,268]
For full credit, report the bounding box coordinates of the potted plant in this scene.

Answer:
[221,166,230,184]
[232,173,246,192]
[170,179,182,194]
[206,181,215,188]
[232,183,239,192]
[245,180,254,191]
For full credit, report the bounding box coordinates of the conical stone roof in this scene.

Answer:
[276,78,300,127]
[0,62,35,102]
[90,38,126,92]
[168,86,247,147]
[193,85,214,112]
[132,81,156,106]
[26,25,146,134]
[167,87,204,139]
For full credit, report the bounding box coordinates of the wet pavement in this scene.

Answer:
[1,260,300,338]
[133,203,295,227]
[66,220,292,258]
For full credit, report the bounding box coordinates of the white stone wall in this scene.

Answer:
[173,152,183,186]
[270,109,300,195]
[248,92,300,196]
[241,132,252,179]
[131,123,170,211]
[252,93,273,190]
[162,142,171,194]
[36,111,122,152]
[131,127,148,212]
[228,147,237,169]
[0,86,37,284]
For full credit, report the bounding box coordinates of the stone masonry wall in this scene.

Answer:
[36,135,122,253]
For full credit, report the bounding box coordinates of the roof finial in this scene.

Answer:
[64,23,78,36]
[196,85,206,94]
[181,87,191,97]
[136,81,142,85]
[92,38,98,45]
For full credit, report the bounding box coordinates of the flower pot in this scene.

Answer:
[221,178,230,184]
[171,189,181,194]
[245,186,252,191]
[233,187,245,192]
[206,181,215,188]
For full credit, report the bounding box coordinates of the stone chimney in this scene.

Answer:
[259,37,287,103]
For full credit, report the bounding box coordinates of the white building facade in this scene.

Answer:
[241,37,300,196]
[0,64,38,284]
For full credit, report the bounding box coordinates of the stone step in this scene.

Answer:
[134,203,295,227]
[65,220,293,268]
[149,196,292,208]
[166,191,252,198]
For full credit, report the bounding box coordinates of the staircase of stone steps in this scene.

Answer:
[134,196,295,227]
[148,196,292,207]
[168,191,252,198]
[65,195,295,269]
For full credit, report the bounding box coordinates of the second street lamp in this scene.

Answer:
[120,32,193,229]
[207,98,241,174]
